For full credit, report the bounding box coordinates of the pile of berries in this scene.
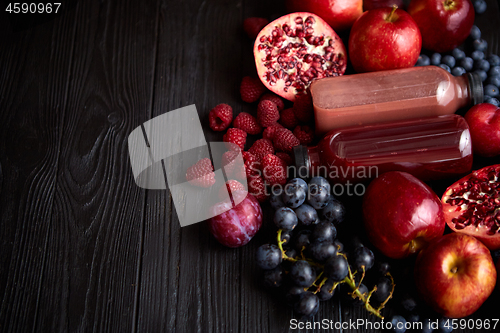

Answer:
[255,177,395,319]
[415,24,500,106]
[206,73,316,201]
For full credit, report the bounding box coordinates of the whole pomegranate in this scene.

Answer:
[254,13,347,102]
[441,164,500,250]
[208,192,263,248]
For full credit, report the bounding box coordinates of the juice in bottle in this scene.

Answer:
[311,66,483,135]
[293,115,473,183]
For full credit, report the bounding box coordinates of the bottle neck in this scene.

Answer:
[308,146,321,169]
[292,145,321,178]
[463,72,484,106]
[455,75,472,109]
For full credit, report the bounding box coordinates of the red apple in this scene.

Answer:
[414,233,497,318]
[362,171,445,259]
[348,6,422,73]
[363,0,405,11]
[208,192,263,248]
[464,103,500,157]
[407,0,474,53]
[286,0,363,31]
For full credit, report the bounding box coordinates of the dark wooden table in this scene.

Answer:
[1,0,500,332]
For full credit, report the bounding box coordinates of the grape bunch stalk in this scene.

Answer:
[256,177,395,319]
[277,229,394,319]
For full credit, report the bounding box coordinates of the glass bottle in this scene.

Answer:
[292,115,473,183]
[311,66,483,135]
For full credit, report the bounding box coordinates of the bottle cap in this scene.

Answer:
[465,72,484,105]
[292,145,309,172]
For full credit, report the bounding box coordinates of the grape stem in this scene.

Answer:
[276,229,394,320]
[277,229,321,267]
[311,271,324,289]
[376,273,396,312]
[276,229,290,259]
[342,267,383,318]
[314,276,329,294]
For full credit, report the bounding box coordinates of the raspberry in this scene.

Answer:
[243,17,269,40]
[293,125,315,145]
[186,158,216,188]
[263,123,284,141]
[276,152,292,167]
[248,138,275,162]
[261,154,287,186]
[257,100,280,127]
[223,128,247,151]
[242,151,261,178]
[279,108,299,129]
[218,179,246,199]
[293,93,313,123]
[233,112,262,135]
[273,127,300,153]
[208,103,233,131]
[247,174,268,202]
[240,76,266,103]
[259,93,285,111]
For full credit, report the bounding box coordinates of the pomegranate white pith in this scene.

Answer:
[254,13,347,102]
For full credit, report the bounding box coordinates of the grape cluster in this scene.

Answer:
[415,25,500,106]
[255,177,395,319]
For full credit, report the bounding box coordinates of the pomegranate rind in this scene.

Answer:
[441,164,500,250]
[253,12,347,102]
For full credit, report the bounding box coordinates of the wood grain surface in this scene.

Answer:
[1,0,500,332]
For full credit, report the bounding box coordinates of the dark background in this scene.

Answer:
[1,0,500,332]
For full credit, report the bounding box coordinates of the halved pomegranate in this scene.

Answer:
[253,13,347,102]
[441,164,500,250]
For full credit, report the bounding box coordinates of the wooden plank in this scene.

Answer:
[29,0,160,331]
[0,11,75,333]
[137,0,248,332]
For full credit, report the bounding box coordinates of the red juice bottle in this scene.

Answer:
[292,115,473,183]
[310,66,483,135]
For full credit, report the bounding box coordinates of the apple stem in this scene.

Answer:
[386,4,398,22]
[444,0,455,10]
